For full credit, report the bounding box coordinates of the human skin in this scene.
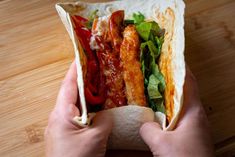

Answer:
[45,61,214,157]
[139,67,215,157]
[44,61,112,157]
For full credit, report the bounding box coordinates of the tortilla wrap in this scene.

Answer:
[55,0,185,150]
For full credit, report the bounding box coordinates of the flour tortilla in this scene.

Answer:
[55,0,185,150]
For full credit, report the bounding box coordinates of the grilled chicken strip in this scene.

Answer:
[97,46,126,109]
[120,25,146,106]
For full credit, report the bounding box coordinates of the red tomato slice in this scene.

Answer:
[85,87,105,105]
[72,15,106,106]
[72,15,88,27]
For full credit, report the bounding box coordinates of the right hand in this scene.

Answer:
[139,67,215,157]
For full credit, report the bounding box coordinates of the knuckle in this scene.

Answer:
[188,105,209,128]
[194,105,207,121]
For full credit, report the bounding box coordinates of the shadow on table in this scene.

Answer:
[106,150,152,157]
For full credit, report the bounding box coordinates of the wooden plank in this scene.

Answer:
[0,0,73,80]
[0,59,72,156]
[185,0,234,17]
[0,0,235,156]
[215,136,235,157]
[0,120,46,157]
[185,1,235,145]
[0,59,72,134]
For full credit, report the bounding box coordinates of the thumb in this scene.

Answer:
[58,103,80,122]
[139,122,163,148]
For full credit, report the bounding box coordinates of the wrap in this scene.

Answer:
[55,0,185,150]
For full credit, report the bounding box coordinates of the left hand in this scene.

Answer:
[44,61,112,157]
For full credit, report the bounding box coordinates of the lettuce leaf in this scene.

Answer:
[140,40,166,113]
[136,21,161,41]
[149,99,165,113]
[130,12,166,113]
[155,36,164,55]
[155,72,166,93]
[140,40,161,81]
[86,10,99,29]
[124,19,135,25]
[136,22,152,41]
[147,75,162,99]
[133,12,145,25]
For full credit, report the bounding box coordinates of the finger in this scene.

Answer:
[176,66,206,129]
[54,61,80,120]
[63,103,80,120]
[56,61,78,108]
[184,66,201,109]
[139,122,163,148]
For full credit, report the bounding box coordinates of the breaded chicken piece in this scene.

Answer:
[120,25,146,106]
[95,37,126,109]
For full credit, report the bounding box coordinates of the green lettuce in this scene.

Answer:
[149,99,165,113]
[155,36,164,55]
[124,12,145,25]
[86,10,99,29]
[136,21,161,41]
[140,40,166,113]
[147,75,162,99]
[132,12,166,113]
[124,19,135,25]
[133,12,145,25]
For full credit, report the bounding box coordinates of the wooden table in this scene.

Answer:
[0,0,234,156]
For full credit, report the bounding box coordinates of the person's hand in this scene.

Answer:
[44,61,112,157]
[139,67,214,157]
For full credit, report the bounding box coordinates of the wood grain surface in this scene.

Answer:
[0,0,235,157]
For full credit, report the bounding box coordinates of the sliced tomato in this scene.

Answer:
[74,27,95,60]
[72,15,88,28]
[72,15,106,106]
[85,87,105,105]
[87,60,99,94]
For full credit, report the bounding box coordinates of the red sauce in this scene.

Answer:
[72,16,105,108]
[72,11,127,110]
[96,36,126,108]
